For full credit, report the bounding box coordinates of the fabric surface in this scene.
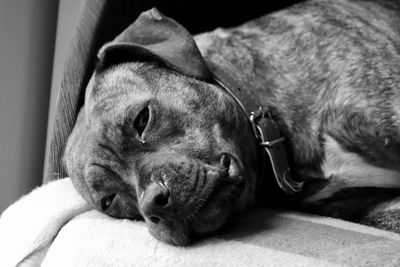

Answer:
[0,179,90,266]
[1,178,400,266]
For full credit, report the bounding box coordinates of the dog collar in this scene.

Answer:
[207,64,303,195]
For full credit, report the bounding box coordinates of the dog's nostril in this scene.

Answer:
[149,215,162,224]
[141,181,172,224]
[154,190,170,207]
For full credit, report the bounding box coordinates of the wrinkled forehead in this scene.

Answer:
[85,62,223,118]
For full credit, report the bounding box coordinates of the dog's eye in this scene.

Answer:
[100,193,116,211]
[134,106,150,141]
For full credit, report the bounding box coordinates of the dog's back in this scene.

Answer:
[196,0,400,224]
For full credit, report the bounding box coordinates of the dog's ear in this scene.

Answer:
[97,8,212,81]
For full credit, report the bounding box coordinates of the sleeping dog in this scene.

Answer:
[64,0,400,245]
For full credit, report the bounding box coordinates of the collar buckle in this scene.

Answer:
[250,107,303,194]
[210,67,302,194]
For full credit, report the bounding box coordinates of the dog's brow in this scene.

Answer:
[90,162,121,179]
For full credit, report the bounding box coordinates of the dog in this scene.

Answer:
[64,0,400,245]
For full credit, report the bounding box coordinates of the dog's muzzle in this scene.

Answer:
[138,153,244,245]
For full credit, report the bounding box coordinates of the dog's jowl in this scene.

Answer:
[64,0,400,245]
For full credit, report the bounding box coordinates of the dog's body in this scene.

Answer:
[65,0,400,245]
[195,0,400,217]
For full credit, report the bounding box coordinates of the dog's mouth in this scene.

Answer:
[189,176,245,232]
[146,179,246,246]
[139,155,248,246]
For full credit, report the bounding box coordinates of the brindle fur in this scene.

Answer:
[65,0,400,244]
[195,0,400,224]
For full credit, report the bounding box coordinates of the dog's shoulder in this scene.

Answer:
[196,0,400,57]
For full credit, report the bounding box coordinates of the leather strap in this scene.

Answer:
[207,61,303,194]
[250,109,303,194]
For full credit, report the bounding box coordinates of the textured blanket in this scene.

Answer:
[1,178,400,266]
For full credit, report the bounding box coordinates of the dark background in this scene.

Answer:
[156,1,305,33]
[138,1,305,34]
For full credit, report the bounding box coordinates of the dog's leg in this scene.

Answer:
[360,197,400,234]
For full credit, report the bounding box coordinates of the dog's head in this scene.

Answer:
[64,9,259,245]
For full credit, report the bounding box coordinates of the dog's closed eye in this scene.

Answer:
[134,106,150,143]
[100,193,116,211]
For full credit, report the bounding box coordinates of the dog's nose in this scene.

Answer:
[140,180,171,224]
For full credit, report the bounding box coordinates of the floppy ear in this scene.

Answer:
[97,8,212,81]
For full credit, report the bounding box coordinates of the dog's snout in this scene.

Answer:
[140,181,171,224]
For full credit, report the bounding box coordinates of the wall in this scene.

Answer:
[0,0,59,212]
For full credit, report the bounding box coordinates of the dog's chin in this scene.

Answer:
[190,198,232,235]
[147,202,232,246]
[147,206,230,246]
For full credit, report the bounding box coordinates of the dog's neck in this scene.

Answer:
[195,32,303,195]
[194,30,273,109]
